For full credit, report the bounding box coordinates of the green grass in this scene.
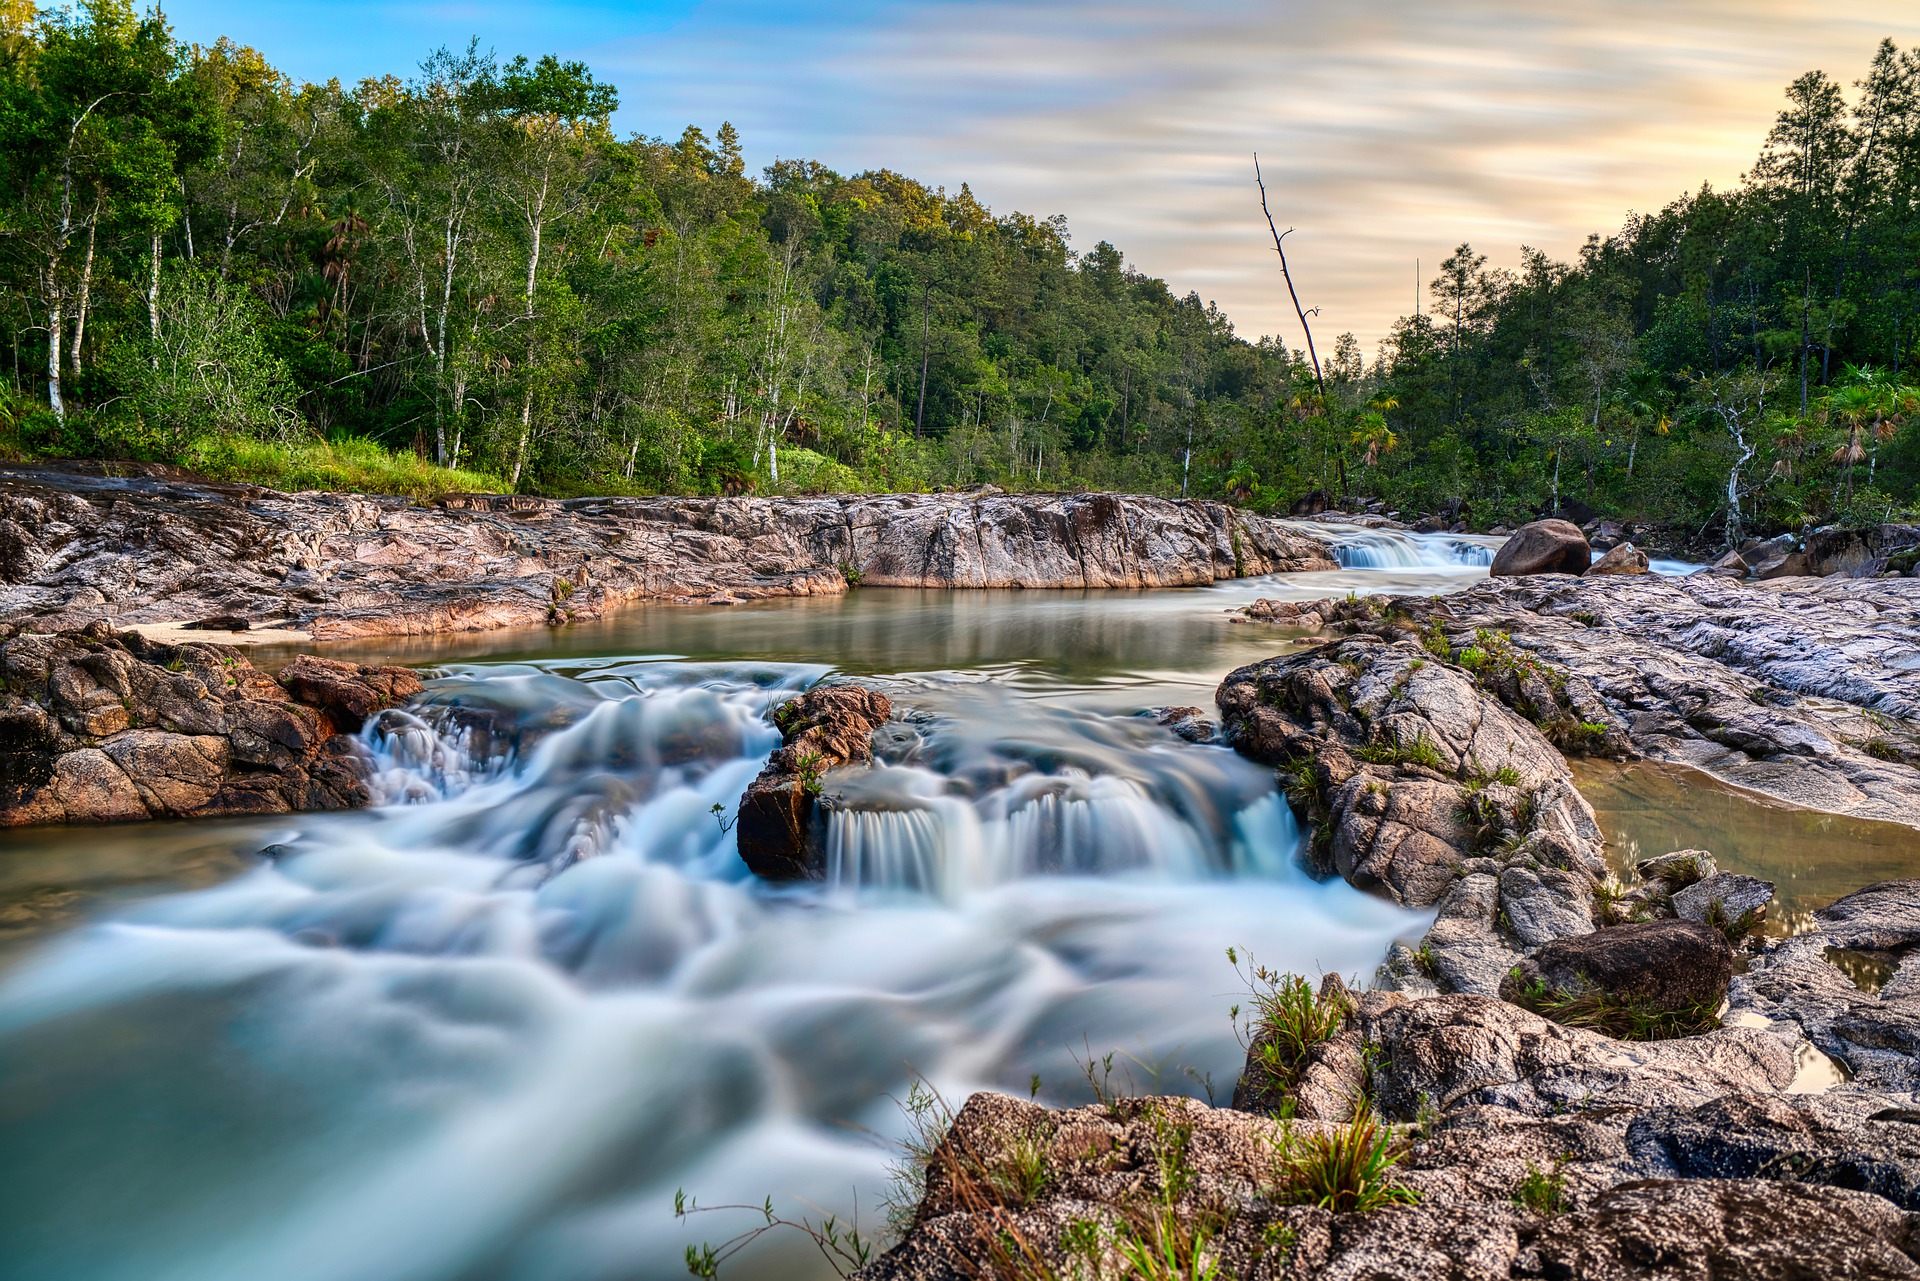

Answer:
[1354,734,1447,771]
[1230,951,1352,1094]
[1509,974,1720,1041]
[1268,1111,1419,1214]
[179,434,507,499]
[1512,1158,1570,1214]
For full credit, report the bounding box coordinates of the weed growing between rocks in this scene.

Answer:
[1228,948,1352,1093]
[1508,973,1721,1041]
[1704,899,1763,944]
[1512,1157,1571,1214]
[1354,733,1447,771]
[1266,1110,1420,1214]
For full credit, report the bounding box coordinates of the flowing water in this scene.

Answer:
[0,528,1702,1281]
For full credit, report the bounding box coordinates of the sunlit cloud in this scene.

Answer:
[164,0,1920,348]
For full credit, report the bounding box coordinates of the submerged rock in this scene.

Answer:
[735,683,892,879]
[1489,518,1591,577]
[0,623,420,824]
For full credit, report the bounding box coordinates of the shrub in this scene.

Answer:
[1512,1158,1570,1214]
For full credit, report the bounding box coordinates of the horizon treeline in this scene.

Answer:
[1,1,1918,540]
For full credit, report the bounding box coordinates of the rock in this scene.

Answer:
[1489,519,1592,577]
[1363,991,1789,1119]
[0,626,421,826]
[48,748,146,822]
[1806,524,1920,578]
[1282,573,1920,830]
[1638,849,1718,886]
[101,730,229,816]
[1672,872,1775,934]
[277,655,424,732]
[1585,541,1650,575]
[1217,637,1596,910]
[1291,488,1330,516]
[1816,879,1920,950]
[1151,705,1216,744]
[1528,1178,1920,1280]
[0,467,1338,640]
[1630,1091,1920,1210]
[736,683,893,879]
[1498,864,1596,947]
[1501,920,1732,1015]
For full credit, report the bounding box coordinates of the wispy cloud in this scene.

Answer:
[167,0,1920,347]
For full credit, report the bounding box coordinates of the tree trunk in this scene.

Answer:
[147,229,163,357]
[914,280,931,436]
[46,294,64,421]
[69,201,99,373]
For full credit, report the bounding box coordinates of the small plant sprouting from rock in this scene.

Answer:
[1354,733,1447,772]
[1512,1156,1571,1214]
[794,749,826,797]
[708,802,736,837]
[1229,948,1352,1093]
[839,561,863,587]
[1704,899,1763,944]
[1267,1110,1419,1214]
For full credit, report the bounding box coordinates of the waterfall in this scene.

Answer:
[1310,524,1501,569]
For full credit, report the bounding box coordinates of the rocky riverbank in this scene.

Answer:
[0,623,419,825]
[0,465,1335,642]
[1240,570,1920,830]
[860,610,1920,1279]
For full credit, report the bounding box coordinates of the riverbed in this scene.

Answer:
[0,526,1848,1281]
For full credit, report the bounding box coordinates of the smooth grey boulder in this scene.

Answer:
[1489,518,1591,577]
[1818,879,1920,950]
[1638,848,1718,885]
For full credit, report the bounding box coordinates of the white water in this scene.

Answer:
[0,647,1424,1281]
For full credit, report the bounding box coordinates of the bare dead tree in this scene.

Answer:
[1254,154,1327,409]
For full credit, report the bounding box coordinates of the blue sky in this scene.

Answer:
[159,1,1920,351]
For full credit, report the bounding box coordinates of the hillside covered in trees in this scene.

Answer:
[2,1,1918,543]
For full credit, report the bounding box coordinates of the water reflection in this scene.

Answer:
[1575,758,1920,935]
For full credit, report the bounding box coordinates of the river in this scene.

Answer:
[0,526,1643,1281]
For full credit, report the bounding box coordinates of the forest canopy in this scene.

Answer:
[1,1,1918,541]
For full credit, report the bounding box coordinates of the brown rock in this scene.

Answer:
[277,655,425,732]
[102,730,230,816]
[1586,541,1650,575]
[737,684,892,879]
[1501,919,1732,1013]
[1489,518,1592,577]
[50,748,148,822]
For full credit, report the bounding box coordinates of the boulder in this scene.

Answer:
[1585,542,1650,576]
[1489,519,1592,577]
[1672,872,1775,934]
[0,626,423,826]
[1638,848,1718,886]
[277,655,424,732]
[736,683,893,879]
[1501,919,1732,1015]
[1528,1178,1920,1281]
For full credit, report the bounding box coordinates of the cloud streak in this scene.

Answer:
[167,0,1920,347]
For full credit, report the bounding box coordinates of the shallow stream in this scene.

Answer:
[0,526,1886,1281]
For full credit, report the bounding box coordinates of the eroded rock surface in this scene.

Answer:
[1489,518,1591,577]
[0,466,1334,641]
[0,624,419,824]
[1258,572,1920,829]
[735,683,893,879]
[1218,636,1608,996]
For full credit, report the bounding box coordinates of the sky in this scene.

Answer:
[157,1,1920,352]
